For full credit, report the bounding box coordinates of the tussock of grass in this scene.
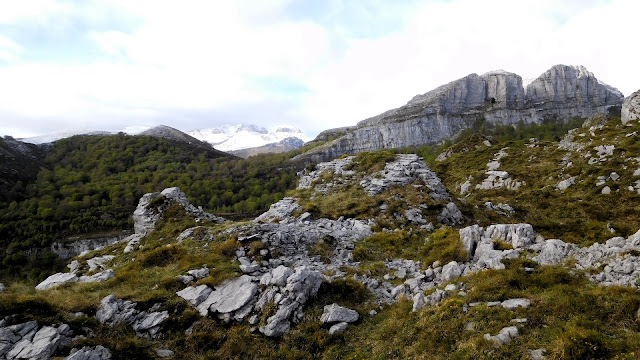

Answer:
[346,150,397,174]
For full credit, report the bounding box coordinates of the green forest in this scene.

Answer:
[0,134,302,281]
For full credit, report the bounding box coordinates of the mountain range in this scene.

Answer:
[18,124,312,157]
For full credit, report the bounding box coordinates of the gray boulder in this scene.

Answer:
[78,269,115,283]
[177,285,213,307]
[440,261,462,282]
[501,298,531,309]
[65,345,112,360]
[535,239,574,265]
[484,326,519,345]
[255,197,301,223]
[270,266,294,287]
[197,275,258,316]
[6,323,72,360]
[260,267,323,337]
[96,294,168,338]
[328,322,349,335]
[35,272,78,290]
[320,304,359,324]
[437,202,464,225]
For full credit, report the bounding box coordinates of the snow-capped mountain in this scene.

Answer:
[187,124,311,152]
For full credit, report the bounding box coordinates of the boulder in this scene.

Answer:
[65,345,112,360]
[437,202,464,225]
[35,272,78,290]
[197,275,258,316]
[320,304,359,324]
[177,285,213,307]
[6,323,72,360]
[270,266,294,287]
[484,326,519,345]
[501,298,531,309]
[440,261,462,282]
[78,269,115,283]
[86,255,114,272]
[328,322,349,335]
[535,239,574,265]
[255,197,301,223]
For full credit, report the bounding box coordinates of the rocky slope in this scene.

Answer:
[3,95,640,358]
[300,65,624,162]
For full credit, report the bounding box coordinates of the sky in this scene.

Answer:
[0,0,639,139]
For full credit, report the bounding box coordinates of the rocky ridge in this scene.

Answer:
[300,65,624,162]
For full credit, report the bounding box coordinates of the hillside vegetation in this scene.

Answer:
[0,134,302,282]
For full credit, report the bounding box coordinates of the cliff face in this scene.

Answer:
[301,65,624,162]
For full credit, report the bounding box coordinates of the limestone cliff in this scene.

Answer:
[300,65,623,162]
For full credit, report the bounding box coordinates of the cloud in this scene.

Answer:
[0,0,639,139]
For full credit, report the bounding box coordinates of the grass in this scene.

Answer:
[432,115,640,245]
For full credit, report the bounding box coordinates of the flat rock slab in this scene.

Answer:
[198,275,258,315]
[320,303,359,324]
[36,273,78,290]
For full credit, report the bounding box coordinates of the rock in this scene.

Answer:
[65,345,112,360]
[259,267,324,337]
[459,225,482,260]
[320,304,359,324]
[0,283,4,292]
[535,239,574,265]
[501,298,531,309]
[299,65,622,162]
[270,266,294,287]
[529,348,546,360]
[328,322,349,335]
[556,177,576,190]
[187,267,209,280]
[156,349,174,358]
[405,208,427,224]
[412,293,426,312]
[132,187,224,237]
[176,275,194,284]
[602,186,611,194]
[197,275,258,316]
[36,272,78,290]
[359,154,450,200]
[441,261,462,282]
[437,202,464,225]
[78,269,115,283]
[177,285,213,307]
[86,255,115,272]
[484,326,519,345]
[96,294,168,338]
[484,202,515,216]
[622,89,640,125]
[484,224,535,249]
[6,323,72,360]
[51,234,129,260]
[255,197,301,223]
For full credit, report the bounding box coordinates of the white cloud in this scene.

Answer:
[0,0,639,139]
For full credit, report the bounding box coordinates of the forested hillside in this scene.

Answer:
[0,134,302,281]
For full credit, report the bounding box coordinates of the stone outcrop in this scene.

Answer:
[622,89,640,125]
[298,65,623,162]
[96,294,169,338]
[0,321,73,360]
[51,233,130,259]
[320,304,359,324]
[65,346,112,360]
[124,187,225,253]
